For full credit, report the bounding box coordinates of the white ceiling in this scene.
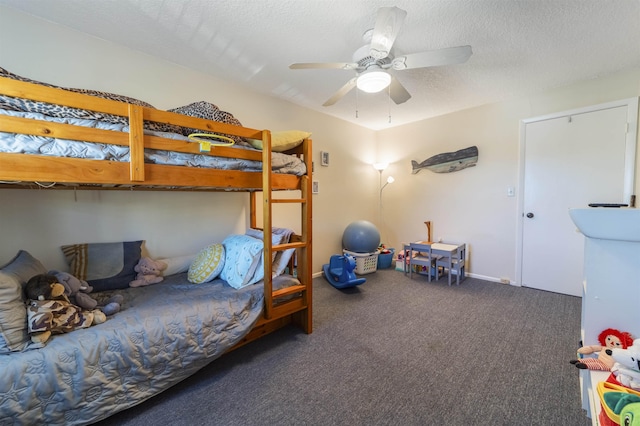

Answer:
[2,0,639,130]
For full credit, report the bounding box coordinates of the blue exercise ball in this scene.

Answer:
[342,220,381,253]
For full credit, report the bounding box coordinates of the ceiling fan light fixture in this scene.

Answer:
[356,70,391,93]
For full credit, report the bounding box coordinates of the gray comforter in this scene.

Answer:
[0,273,269,425]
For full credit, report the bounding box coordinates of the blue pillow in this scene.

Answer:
[220,235,264,289]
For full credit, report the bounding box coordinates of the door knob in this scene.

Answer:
[526,212,534,218]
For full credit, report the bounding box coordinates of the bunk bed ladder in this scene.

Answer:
[253,133,312,334]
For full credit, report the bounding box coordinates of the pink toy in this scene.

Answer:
[129,257,167,288]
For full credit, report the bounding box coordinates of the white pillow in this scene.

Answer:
[161,254,197,277]
[220,235,264,289]
[188,244,225,284]
[273,248,296,277]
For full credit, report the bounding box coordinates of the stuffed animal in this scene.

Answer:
[49,270,122,316]
[24,274,106,344]
[607,339,640,390]
[129,257,167,287]
[600,386,640,425]
[570,328,634,371]
[619,400,640,426]
[24,273,65,302]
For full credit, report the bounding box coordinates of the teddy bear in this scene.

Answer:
[570,328,634,371]
[49,270,123,316]
[606,338,640,390]
[129,257,167,287]
[24,274,106,344]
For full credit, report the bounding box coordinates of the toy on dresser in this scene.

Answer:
[570,328,635,371]
[606,339,640,391]
[597,381,640,426]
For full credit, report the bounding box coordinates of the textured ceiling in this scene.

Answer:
[1,0,639,130]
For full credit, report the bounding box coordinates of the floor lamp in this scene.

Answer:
[373,163,394,243]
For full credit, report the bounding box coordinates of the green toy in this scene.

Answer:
[602,392,640,425]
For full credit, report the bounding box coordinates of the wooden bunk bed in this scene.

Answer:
[0,73,312,425]
[0,75,312,338]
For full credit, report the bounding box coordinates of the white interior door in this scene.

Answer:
[519,99,637,297]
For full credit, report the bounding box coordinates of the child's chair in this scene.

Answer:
[406,242,441,281]
[436,243,466,285]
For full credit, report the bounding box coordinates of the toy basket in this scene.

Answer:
[377,248,395,269]
[343,250,379,275]
[597,378,640,426]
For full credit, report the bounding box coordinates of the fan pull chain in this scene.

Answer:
[388,84,392,123]
[355,88,359,118]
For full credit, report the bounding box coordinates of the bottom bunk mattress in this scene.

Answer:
[0,272,281,425]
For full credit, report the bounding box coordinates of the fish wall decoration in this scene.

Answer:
[411,146,478,174]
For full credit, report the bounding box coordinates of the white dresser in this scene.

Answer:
[569,208,640,423]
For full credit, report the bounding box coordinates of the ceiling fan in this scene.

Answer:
[289,6,472,107]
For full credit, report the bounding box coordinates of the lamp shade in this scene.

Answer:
[357,70,391,93]
[373,162,388,171]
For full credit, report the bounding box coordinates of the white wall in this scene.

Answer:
[0,7,378,272]
[377,68,640,283]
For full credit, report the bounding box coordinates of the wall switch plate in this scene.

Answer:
[507,187,515,197]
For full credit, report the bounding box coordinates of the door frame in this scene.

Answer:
[515,97,639,287]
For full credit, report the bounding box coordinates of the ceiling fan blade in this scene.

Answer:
[290,62,358,70]
[323,78,357,106]
[369,6,407,60]
[392,45,473,70]
[388,76,411,105]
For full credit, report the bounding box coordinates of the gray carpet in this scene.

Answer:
[96,270,590,426]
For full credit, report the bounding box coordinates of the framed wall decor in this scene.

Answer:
[320,151,329,166]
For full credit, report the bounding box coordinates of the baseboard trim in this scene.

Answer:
[312,269,519,286]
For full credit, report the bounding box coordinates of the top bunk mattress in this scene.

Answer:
[0,108,307,176]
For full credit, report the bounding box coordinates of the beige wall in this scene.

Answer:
[377,69,640,283]
[0,7,377,272]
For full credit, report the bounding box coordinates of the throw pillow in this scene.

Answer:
[188,244,225,284]
[0,250,47,353]
[61,241,143,292]
[167,101,246,145]
[220,235,264,289]
[247,130,311,152]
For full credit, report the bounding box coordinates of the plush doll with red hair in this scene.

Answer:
[570,328,634,371]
